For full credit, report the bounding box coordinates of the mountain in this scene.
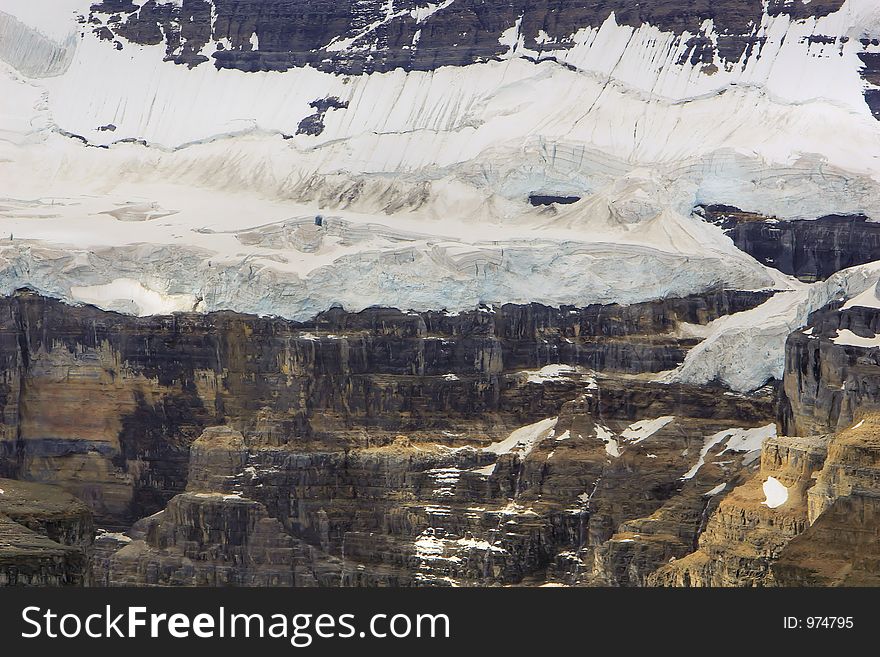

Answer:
[1,1,880,587]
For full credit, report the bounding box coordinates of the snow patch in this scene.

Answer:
[95,529,132,543]
[831,328,880,349]
[842,282,880,310]
[718,424,778,456]
[484,417,558,456]
[594,424,620,457]
[762,477,789,508]
[703,483,727,497]
[525,364,578,383]
[682,424,777,480]
[472,463,496,476]
[620,416,674,444]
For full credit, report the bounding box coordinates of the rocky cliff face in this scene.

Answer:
[84,0,848,75]
[3,286,880,587]
[94,378,778,587]
[779,300,880,436]
[0,478,93,586]
[770,415,880,585]
[698,205,880,282]
[0,289,770,526]
[650,434,827,586]
[106,427,315,586]
[651,412,880,587]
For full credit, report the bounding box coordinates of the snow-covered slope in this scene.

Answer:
[2,1,880,391]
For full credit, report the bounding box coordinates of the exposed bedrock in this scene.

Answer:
[0,289,771,525]
[651,412,880,587]
[770,417,880,586]
[92,373,778,586]
[698,205,880,282]
[779,301,880,436]
[649,434,829,586]
[107,427,319,586]
[0,478,94,586]
[771,496,880,586]
[84,0,847,74]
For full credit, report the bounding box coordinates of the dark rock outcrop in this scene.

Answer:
[85,0,848,76]
[96,376,779,587]
[0,289,771,526]
[0,478,93,586]
[779,301,880,436]
[699,205,880,282]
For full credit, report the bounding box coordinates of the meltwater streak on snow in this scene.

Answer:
[26,26,880,189]
[0,12,77,78]
[762,477,789,509]
[0,1,82,43]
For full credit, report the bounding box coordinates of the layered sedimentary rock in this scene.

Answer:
[649,434,829,586]
[92,370,778,586]
[3,286,880,587]
[698,205,880,282]
[771,416,880,586]
[772,496,880,586]
[84,0,848,75]
[107,427,318,586]
[0,478,93,585]
[779,300,880,436]
[651,411,880,587]
[0,289,770,525]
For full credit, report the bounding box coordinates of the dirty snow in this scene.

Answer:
[703,483,727,497]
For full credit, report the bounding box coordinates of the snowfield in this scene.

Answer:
[2,1,880,391]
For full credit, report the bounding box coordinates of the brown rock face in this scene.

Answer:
[772,496,880,586]
[0,290,769,525]
[186,427,248,494]
[0,478,94,586]
[91,373,780,586]
[651,412,880,587]
[107,426,313,586]
[770,417,880,586]
[9,289,880,587]
[649,435,829,587]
